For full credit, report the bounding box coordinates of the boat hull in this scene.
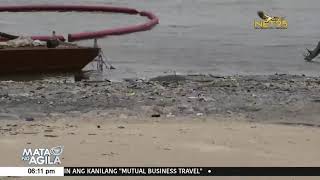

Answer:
[0,47,100,74]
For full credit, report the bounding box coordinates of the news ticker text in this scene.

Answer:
[1,167,320,176]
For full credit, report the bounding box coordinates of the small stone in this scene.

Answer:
[36,87,44,90]
[311,99,320,103]
[151,114,161,118]
[118,126,125,129]
[25,117,34,122]
[102,152,118,156]
[97,125,101,129]
[44,135,58,138]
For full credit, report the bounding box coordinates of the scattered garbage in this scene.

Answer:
[166,113,175,118]
[0,36,47,48]
[196,113,204,116]
[32,40,47,47]
[8,37,36,47]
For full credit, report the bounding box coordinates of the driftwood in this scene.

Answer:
[304,41,320,61]
[0,32,18,40]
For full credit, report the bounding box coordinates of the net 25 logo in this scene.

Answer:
[21,146,64,165]
[254,11,288,29]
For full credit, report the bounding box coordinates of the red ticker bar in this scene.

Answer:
[64,167,320,176]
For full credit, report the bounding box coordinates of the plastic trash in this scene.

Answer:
[6,36,34,48]
[32,40,47,47]
[0,37,47,48]
[0,42,9,48]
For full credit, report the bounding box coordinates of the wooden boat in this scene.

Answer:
[0,45,100,74]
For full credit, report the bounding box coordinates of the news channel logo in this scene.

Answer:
[254,11,288,29]
[21,146,64,165]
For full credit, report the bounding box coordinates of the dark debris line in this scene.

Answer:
[0,74,320,125]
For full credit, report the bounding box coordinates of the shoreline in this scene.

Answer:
[0,74,320,125]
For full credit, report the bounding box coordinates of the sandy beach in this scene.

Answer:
[0,116,320,180]
[0,74,320,179]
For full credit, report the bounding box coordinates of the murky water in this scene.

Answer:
[1,0,320,80]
